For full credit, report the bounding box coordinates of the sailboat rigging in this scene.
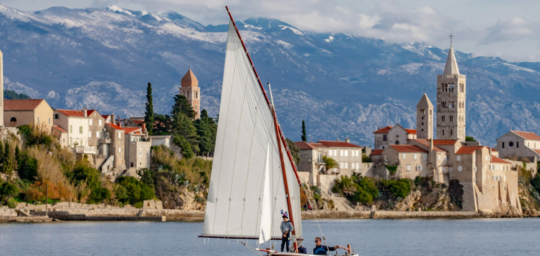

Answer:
[199,6,358,256]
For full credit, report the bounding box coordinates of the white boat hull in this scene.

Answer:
[257,249,358,256]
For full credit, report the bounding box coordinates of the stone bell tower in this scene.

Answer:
[417,93,433,140]
[0,50,4,127]
[436,45,466,141]
[179,69,201,119]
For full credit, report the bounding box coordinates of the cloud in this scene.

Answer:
[481,17,536,44]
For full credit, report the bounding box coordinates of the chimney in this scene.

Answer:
[489,147,492,161]
[83,108,88,117]
[429,138,434,165]
[336,138,340,142]
[142,123,146,134]
[345,136,350,143]
[111,114,116,124]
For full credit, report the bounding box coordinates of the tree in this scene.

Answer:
[172,94,196,120]
[144,83,154,134]
[322,156,339,171]
[1,141,17,174]
[286,138,301,166]
[0,182,19,203]
[301,120,307,142]
[194,109,217,156]
[465,136,476,142]
[173,135,194,159]
[172,112,199,153]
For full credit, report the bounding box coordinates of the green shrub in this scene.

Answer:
[380,179,411,199]
[362,154,372,163]
[18,153,38,182]
[88,187,111,204]
[386,165,398,176]
[132,201,143,208]
[0,182,20,203]
[532,174,540,194]
[117,176,155,204]
[332,176,378,204]
[71,164,101,190]
[7,198,17,208]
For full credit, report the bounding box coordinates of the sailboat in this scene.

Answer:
[199,7,358,256]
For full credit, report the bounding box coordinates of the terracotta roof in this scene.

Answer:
[456,146,485,155]
[411,139,445,152]
[491,155,510,164]
[181,69,198,88]
[373,126,392,134]
[389,145,427,153]
[371,149,384,155]
[4,99,44,111]
[294,141,327,150]
[107,123,142,134]
[87,110,96,116]
[318,140,362,148]
[513,131,540,141]
[132,120,144,125]
[52,125,67,133]
[102,115,110,119]
[533,150,540,155]
[433,139,458,145]
[56,109,93,117]
[405,129,417,135]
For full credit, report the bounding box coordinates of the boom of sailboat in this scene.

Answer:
[198,6,358,256]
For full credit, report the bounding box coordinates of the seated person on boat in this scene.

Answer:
[313,237,342,255]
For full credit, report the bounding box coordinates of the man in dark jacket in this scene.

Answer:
[280,214,294,252]
[313,237,341,255]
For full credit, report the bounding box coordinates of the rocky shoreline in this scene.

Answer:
[1,201,535,223]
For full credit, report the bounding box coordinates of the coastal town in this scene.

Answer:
[1,40,540,223]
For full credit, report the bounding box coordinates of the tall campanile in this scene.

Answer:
[0,50,4,127]
[179,69,201,119]
[436,45,466,141]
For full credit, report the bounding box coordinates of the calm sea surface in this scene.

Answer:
[1,218,540,255]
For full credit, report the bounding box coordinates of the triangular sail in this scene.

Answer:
[259,143,272,245]
[201,20,302,240]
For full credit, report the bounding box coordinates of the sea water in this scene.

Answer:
[1,219,539,255]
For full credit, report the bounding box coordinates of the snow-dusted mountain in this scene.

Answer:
[1,4,540,146]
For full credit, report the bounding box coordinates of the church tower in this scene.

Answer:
[416,93,433,140]
[436,45,466,141]
[0,50,4,127]
[179,69,201,119]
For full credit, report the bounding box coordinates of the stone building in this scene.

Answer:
[373,125,417,149]
[295,139,362,186]
[4,99,54,131]
[0,50,3,127]
[436,46,466,141]
[368,45,521,215]
[179,69,201,119]
[494,130,540,162]
[54,109,94,151]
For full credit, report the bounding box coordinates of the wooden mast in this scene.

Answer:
[225,6,298,251]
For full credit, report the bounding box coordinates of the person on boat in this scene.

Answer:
[280,214,294,252]
[313,237,341,255]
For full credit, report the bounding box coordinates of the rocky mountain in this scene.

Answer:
[1,4,540,146]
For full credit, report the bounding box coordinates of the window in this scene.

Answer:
[10,117,16,122]
[340,150,343,156]
[119,147,122,153]
[99,120,102,126]
[79,126,83,134]
[460,84,464,92]
[438,155,441,160]
[450,116,453,122]
[54,114,59,119]
[70,125,73,134]
[423,154,427,160]
[345,163,348,169]
[474,166,478,172]
[402,154,406,159]
[328,150,332,157]
[509,141,514,147]
[442,130,445,136]
[458,166,463,172]
[457,156,461,161]
[90,119,93,125]
[49,117,51,125]
[89,132,92,138]
[97,131,100,138]
[131,163,134,167]
[442,116,445,122]
[517,142,519,148]
[118,132,121,139]
[196,92,198,99]
[449,167,453,172]
[345,150,348,157]
[406,165,411,171]
[139,149,142,156]
[502,142,505,148]
[414,154,417,160]
[416,165,422,171]
[485,156,489,161]
[37,117,40,123]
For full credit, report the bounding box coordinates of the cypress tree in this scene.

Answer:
[172,94,196,120]
[144,83,154,134]
[301,120,307,142]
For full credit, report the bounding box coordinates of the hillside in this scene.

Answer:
[1,4,540,146]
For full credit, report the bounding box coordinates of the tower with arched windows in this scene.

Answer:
[416,93,433,140]
[179,69,201,119]
[436,45,466,141]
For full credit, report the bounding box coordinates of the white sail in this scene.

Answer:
[202,20,302,239]
[259,143,272,245]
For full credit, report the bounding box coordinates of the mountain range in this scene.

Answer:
[1,4,540,146]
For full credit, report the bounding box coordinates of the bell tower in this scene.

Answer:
[417,93,433,140]
[0,50,4,127]
[436,44,466,141]
[179,69,201,119]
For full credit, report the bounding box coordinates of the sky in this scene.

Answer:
[2,0,540,62]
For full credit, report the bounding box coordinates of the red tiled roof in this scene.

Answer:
[405,129,417,134]
[491,155,510,164]
[390,145,427,153]
[294,141,326,150]
[4,99,44,111]
[373,126,392,134]
[107,123,142,134]
[533,150,540,155]
[456,146,485,155]
[52,125,67,133]
[318,140,362,148]
[411,139,445,152]
[513,131,540,141]
[371,149,384,155]
[132,120,144,125]
[102,115,110,119]
[87,110,96,116]
[433,139,458,145]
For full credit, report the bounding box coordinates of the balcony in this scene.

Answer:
[74,146,97,154]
